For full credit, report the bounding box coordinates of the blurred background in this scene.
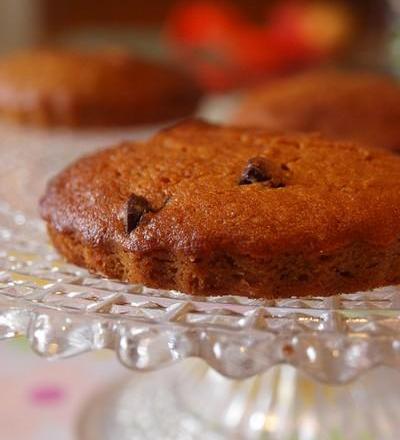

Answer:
[0,0,399,91]
[0,1,399,439]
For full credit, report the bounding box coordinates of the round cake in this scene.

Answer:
[40,120,400,299]
[0,49,201,127]
[232,70,400,152]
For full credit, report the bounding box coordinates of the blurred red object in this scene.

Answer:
[166,1,353,91]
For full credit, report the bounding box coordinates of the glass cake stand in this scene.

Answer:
[1,203,400,439]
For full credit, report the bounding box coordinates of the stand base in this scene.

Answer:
[78,360,400,440]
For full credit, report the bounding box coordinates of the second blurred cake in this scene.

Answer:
[0,49,202,128]
[232,70,400,152]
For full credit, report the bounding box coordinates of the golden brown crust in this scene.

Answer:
[232,70,400,152]
[0,49,201,127]
[40,120,400,298]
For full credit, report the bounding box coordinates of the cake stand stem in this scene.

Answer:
[77,360,400,440]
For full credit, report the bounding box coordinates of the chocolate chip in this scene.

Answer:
[125,194,152,234]
[239,157,285,188]
[239,157,270,185]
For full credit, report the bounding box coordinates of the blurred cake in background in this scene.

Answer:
[0,49,201,127]
[231,69,400,152]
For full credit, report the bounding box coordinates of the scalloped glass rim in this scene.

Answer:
[2,201,400,383]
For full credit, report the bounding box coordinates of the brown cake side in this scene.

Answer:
[232,70,400,152]
[0,49,201,127]
[40,120,400,298]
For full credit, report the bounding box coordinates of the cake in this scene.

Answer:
[0,49,201,127]
[40,120,400,298]
[232,70,400,152]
